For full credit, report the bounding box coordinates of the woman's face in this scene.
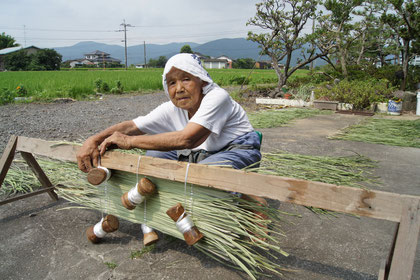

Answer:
[166,67,205,117]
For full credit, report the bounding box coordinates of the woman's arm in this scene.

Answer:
[76,120,142,172]
[99,122,211,155]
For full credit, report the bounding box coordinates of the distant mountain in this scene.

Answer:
[54,38,325,67]
[55,41,200,65]
[193,38,267,60]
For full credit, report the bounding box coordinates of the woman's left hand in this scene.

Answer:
[99,131,132,155]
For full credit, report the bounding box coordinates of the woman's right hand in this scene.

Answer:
[76,138,101,173]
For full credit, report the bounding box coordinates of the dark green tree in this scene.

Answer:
[322,0,364,77]
[4,50,31,71]
[180,44,193,53]
[0,32,19,50]
[233,58,255,69]
[382,0,420,90]
[148,56,167,68]
[28,49,62,71]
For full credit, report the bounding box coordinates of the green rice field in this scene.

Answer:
[0,68,308,101]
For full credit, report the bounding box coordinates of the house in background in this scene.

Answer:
[216,55,233,69]
[65,50,121,68]
[0,46,40,71]
[410,55,420,66]
[255,60,272,69]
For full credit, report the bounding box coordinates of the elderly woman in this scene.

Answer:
[76,53,261,172]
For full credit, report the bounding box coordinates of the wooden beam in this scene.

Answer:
[20,152,58,201]
[388,198,420,279]
[0,186,57,206]
[377,223,400,280]
[15,136,420,222]
[0,135,18,187]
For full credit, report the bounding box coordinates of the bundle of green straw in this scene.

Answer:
[5,158,288,279]
[329,118,420,148]
[248,108,332,129]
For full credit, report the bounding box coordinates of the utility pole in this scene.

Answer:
[143,41,146,68]
[118,19,133,70]
[23,25,27,47]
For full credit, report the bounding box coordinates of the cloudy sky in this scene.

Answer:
[1,0,272,48]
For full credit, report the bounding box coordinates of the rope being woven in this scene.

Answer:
[7,157,289,279]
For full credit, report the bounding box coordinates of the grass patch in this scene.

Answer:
[104,261,118,269]
[330,118,420,148]
[248,108,332,129]
[0,68,307,103]
[130,244,156,259]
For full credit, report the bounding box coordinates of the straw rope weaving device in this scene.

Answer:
[1,135,419,279]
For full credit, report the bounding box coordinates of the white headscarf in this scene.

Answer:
[162,53,215,98]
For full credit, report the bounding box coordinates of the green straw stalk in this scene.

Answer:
[329,118,420,148]
[4,157,288,279]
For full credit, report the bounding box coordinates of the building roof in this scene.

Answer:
[84,50,110,56]
[202,58,228,63]
[0,45,39,55]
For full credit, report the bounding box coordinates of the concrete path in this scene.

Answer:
[1,112,419,280]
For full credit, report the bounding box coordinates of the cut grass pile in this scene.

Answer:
[329,118,420,148]
[248,108,332,129]
[258,152,378,189]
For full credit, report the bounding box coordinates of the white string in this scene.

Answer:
[184,163,191,214]
[175,212,194,234]
[135,155,147,224]
[93,218,106,238]
[97,156,105,219]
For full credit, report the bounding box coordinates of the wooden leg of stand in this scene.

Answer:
[0,135,18,187]
[377,223,399,280]
[20,152,58,201]
[387,198,420,280]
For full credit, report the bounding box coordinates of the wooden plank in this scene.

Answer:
[15,136,420,222]
[377,223,400,280]
[20,152,58,201]
[378,259,386,280]
[0,186,57,206]
[17,136,79,162]
[388,198,420,279]
[0,135,18,187]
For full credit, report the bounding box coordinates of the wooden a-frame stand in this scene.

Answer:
[1,135,419,279]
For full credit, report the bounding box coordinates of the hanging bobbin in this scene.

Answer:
[166,203,203,246]
[86,214,119,243]
[87,166,111,185]
[141,224,159,246]
[121,177,156,210]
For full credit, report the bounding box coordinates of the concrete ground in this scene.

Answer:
[1,112,419,280]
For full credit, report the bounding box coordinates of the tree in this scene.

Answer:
[0,32,19,50]
[322,0,363,77]
[180,44,193,53]
[351,0,398,67]
[247,0,335,95]
[4,50,31,71]
[29,49,62,70]
[382,0,420,90]
[148,56,167,68]
[5,48,62,71]
[233,58,255,69]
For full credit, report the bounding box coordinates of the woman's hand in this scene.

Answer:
[76,138,100,173]
[99,131,132,156]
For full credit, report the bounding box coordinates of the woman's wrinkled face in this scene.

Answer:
[166,67,204,117]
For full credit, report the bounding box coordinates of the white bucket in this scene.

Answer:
[388,100,402,115]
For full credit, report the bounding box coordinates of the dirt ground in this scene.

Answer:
[0,93,419,280]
